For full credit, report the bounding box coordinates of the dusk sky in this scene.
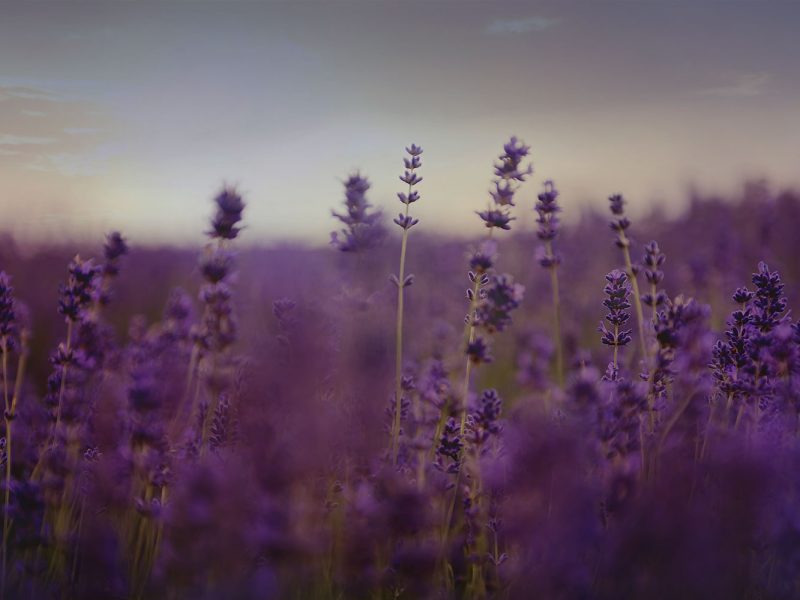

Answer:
[1,1,798,246]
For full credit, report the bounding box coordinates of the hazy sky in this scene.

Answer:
[1,1,799,246]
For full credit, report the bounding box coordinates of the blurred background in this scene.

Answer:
[1,0,798,246]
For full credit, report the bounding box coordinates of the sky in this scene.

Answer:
[1,0,799,246]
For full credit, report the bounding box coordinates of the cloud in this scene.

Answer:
[486,16,560,35]
[0,134,57,146]
[0,84,116,176]
[0,86,56,102]
[697,72,771,98]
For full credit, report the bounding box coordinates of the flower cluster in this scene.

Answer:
[608,193,631,248]
[599,270,632,349]
[0,273,15,341]
[641,240,667,311]
[466,388,503,448]
[394,144,423,231]
[474,273,525,334]
[331,172,385,252]
[478,137,532,231]
[57,256,101,322]
[435,417,462,474]
[209,186,245,240]
[598,379,647,461]
[534,179,561,267]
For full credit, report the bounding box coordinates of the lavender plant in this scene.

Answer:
[463,137,532,435]
[390,144,423,464]
[0,146,800,599]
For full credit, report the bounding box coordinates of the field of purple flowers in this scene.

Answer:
[1,138,800,599]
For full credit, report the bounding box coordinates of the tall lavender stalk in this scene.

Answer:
[198,187,245,449]
[462,137,532,435]
[641,240,667,430]
[438,139,530,587]
[608,194,647,358]
[534,179,564,387]
[390,144,422,464]
[53,257,101,436]
[176,186,244,443]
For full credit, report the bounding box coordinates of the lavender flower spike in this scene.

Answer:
[599,269,632,372]
[209,185,245,241]
[478,136,533,232]
[331,172,385,252]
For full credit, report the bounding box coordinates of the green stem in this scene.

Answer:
[53,320,74,436]
[619,236,647,359]
[460,276,482,438]
[391,191,412,464]
[2,337,8,414]
[545,242,564,388]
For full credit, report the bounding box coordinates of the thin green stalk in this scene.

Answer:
[391,194,411,464]
[53,320,74,436]
[459,227,495,439]
[2,337,8,414]
[619,233,647,359]
[545,240,564,388]
[170,344,199,437]
[460,275,482,438]
[643,281,659,433]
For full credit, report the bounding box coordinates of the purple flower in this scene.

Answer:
[393,213,419,230]
[469,240,497,274]
[598,270,632,347]
[199,248,234,285]
[641,240,667,309]
[493,136,533,183]
[0,272,16,340]
[641,241,665,285]
[535,180,561,242]
[209,186,246,240]
[331,172,385,252]
[435,417,463,474]
[467,388,502,447]
[477,208,514,231]
[608,194,632,248]
[609,193,626,216]
[478,137,533,231]
[466,336,493,364]
[57,256,101,322]
[490,180,516,207]
[102,231,129,277]
[475,273,525,333]
[751,262,788,332]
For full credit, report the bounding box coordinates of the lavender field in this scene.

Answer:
[0,138,799,599]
